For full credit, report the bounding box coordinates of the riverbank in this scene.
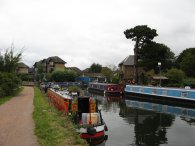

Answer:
[33,87,88,146]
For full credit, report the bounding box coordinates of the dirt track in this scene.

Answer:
[0,86,38,146]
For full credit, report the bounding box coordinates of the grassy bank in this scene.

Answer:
[0,87,23,105]
[33,87,88,146]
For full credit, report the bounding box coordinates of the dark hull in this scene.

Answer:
[125,91,195,109]
[81,131,106,145]
[88,88,122,96]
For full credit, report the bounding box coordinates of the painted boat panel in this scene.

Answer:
[125,85,195,100]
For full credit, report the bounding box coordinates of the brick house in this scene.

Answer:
[34,56,66,73]
[118,55,145,84]
[16,62,29,74]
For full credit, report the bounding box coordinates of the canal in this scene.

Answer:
[90,94,195,146]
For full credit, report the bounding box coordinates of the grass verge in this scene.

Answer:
[33,87,88,146]
[0,87,24,105]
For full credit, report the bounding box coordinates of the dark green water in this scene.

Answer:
[91,94,195,146]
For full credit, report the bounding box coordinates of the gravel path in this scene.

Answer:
[0,86,38,146]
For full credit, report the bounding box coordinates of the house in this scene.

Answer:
[118,55,145,84]
[16,62,29,74]
[67,67,82,74]
[46,56,66,73]
[34,56,66,73]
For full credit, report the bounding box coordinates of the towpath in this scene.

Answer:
[0,86,38,146]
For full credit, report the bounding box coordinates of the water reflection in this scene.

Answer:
[87,92,195,146]
[119,99,174,146]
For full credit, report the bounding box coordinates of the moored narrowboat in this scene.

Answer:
[47,88,72,113]
[71,96,108,144]
[88,82,124,96]
[125,85,195,108]
[46,86,108,144]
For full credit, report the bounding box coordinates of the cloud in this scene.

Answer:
[0,0,194,69]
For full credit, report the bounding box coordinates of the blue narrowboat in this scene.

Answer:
[125,85,195,108]
[88,82,124,96]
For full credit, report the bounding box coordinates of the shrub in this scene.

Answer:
[165,68,185,87]
[0,72,21,96]
[183,78,195,88]
[68,86,80,92]
[0,87,5,98]
[18,73,34,81]
[51,70,78,82]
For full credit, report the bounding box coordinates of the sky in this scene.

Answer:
[0,0,195,70]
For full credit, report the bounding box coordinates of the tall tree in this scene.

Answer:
[176,48,195,77]
[89,63,102,73]
[140,42,175,72]
[124,25,158,83]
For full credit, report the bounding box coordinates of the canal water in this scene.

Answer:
[90,94,195,146]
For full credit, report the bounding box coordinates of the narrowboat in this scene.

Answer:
[125,85,195,108]
[88,82,123,96]
[47,88,72,113]
[46,86,108,144]
[71,96,108,144]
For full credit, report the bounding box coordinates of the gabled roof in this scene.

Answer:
[67,67,82,73]
[17,62,29,68]
[119,55,134,66]
[46,56,66,64]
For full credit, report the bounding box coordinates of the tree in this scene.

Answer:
[89,63,102,73]
[124,25,158,83]
[0,45,22,73]
[51,70,78,82]
[101,67,112,82]
[176,48,195,77]
[140,42,175,72]
[0,72,21,97]
[165,68,185,87]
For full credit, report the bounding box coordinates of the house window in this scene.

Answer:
[50,61,54,66]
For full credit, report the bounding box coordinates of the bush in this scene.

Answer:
[111,76,119,84]
[165,68,185,87]
[0,72,21,96]
[0,87,5,98]
[18,73,34,81]
[51,70,78,82]
[183,78,195,88]
[68,86,80,92]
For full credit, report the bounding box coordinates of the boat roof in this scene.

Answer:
[126,85,195,92]
[89,82,118,85]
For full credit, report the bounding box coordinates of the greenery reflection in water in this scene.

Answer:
[88,92,195,146]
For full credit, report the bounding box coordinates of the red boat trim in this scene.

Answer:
[81,131,105,139]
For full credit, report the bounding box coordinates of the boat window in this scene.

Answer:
[152,89,157,94]
[78,98,90,118]
[139,88,143,93]
[181,92,188,97]
[162,90,167,96]
[81,113,100,125]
